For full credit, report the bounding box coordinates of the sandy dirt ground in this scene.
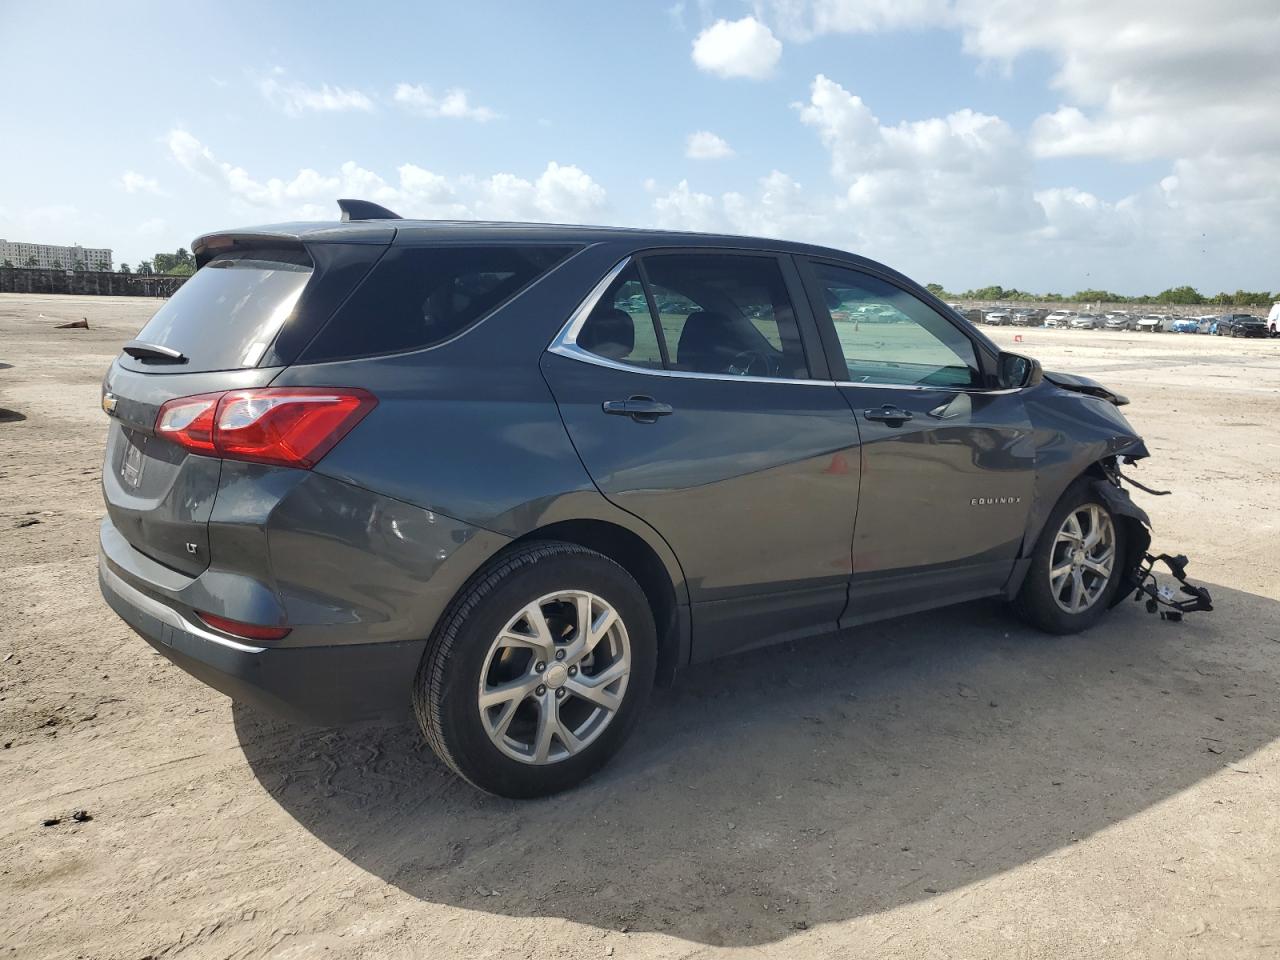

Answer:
[1,293,1278,960]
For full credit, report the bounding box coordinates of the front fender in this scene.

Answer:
[1004,382,1152,600]
[1021,385,1148,554]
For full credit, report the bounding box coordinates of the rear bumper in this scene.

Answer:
[99,554,425,725]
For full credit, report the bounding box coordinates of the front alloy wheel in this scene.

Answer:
[478,591,630,764]
[1013,483,1127,635]
[1048,504,1116,614]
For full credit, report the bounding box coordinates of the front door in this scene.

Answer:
[799,259,1036,624]
[541,251,862,661]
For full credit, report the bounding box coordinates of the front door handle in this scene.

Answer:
[603,396,673,423]
[863,404,913,425]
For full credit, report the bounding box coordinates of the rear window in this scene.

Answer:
[126,249,312,372]
[301,245,575,362]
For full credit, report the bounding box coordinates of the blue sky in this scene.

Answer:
[1,1,1275,294]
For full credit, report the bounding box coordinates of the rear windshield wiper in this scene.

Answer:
[122,341,188,364]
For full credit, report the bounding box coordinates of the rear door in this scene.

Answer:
[541,250,862,661]
[798,258,1035,624]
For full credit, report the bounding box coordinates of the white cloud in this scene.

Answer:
[769,0,952,39]
[797,74,1042,238]
[649,73,1238,290]
[258,74,375,116]
[164,130,606,224]
[653,180,720,233]
[652,171,835,244]
[692,17,782,79]
[393,84,497,122]
[763,1,1280,166]
[954,1,1280,161]
[685,130,735,160]
[1032,187,1135,246]
[472,163,607,222]
[735,3,1279,290]
[120,171,164,195]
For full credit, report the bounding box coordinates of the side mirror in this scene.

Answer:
[997,351,1042,389]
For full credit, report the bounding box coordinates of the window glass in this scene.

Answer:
[811,263,980,387]
[126,248,312,372]
[304,245,574,361]
[640,254,808,379]
[575,265,664,368]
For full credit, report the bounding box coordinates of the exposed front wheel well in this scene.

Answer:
[504,520,683,686]
[1008,459,1150,603]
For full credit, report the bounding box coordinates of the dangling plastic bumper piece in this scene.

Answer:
[1131,552,1213,621]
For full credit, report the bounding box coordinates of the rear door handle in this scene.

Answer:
[603,396,673,423]
[863,404,913,425]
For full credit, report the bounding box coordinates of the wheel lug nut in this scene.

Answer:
[536,684,546,696]
[534,662,545,673]
[567,665,577,676]
[555,688,566,699]
[555,649,566,661]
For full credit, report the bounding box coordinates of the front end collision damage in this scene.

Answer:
[1005,380,1212,619]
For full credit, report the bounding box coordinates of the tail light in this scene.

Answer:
[196,611,291,642]
[156,387,376,469]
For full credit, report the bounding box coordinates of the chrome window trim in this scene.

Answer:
[550,256,634,351]
[550,340,831,387]
[547,255,1026,395]
[834,380,1022,395]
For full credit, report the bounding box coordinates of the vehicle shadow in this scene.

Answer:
[234,582,1278,946]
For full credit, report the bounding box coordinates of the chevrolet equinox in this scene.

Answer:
[99,200,1161,797]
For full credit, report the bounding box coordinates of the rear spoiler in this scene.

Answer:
[191,226,395,268]
[193,202,402,267]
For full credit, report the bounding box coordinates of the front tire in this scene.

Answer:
[414,541,656,798]
[1013,481,1126,634]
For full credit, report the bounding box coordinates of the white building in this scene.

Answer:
[0,239,113,271]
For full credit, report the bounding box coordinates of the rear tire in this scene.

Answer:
[1013,481,1127,635]
[414,541,656,798]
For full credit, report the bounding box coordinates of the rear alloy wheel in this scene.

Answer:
[414,542,655,798]
[1014,482,1126,634]
[478,590,631,765]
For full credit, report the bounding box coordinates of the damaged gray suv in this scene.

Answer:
[98,200,1206,797]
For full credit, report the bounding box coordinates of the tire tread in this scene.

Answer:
[413,540,634,793]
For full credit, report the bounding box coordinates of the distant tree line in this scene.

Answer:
[116,247,195,278]
[925,283,1274,306]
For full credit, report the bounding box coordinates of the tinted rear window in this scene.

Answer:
[301,245,575,362]
[125,249,312,372]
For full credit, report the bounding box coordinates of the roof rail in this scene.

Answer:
[337,199,403,222]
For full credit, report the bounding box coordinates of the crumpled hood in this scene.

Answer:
[1044,370,1129,407]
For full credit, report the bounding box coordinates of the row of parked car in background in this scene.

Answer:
[954,303,1280,338]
